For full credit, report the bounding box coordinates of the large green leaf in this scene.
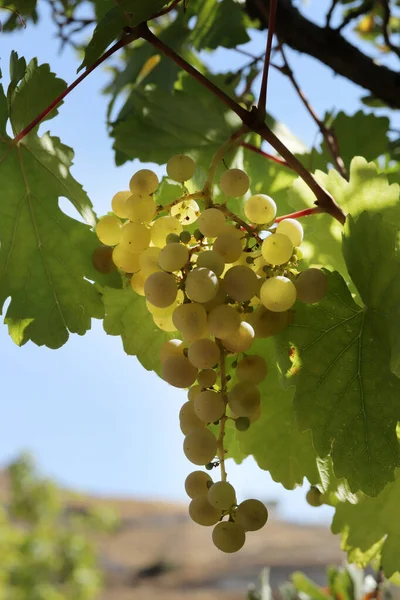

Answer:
[187,0,250,50]
[277,266,400,496]
[101,285,174,373]
[332,471,400,577]
[231,338,319,489]
[0,58,117,348]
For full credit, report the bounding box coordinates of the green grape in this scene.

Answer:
[129,169,159,194]
[183,428,217,465]
[130,271,146,296]
[197,208,226,238]
[144,271,177,308]
[92,246,116,274]
[179,401,205,435]
[167,154,196,182]
[96,215,122,246]
[236,355,268,384]
[111,190,131,219]
[246,305,288,338]
[276,218,304,247]
[261,233,293,265]
[196,250,225,277]
[172,303,208,341]
[194,390,225,423]
[197,369,217,388]
[185,470,213,499]
[235,417,250,431]
[260,276,297,312]
[151,216,183,247]
[235,499,268,531]
[189,496,221,526]
[208,481,236,510]
[212,521,246,553]
[162,355,198,388]
[202,278,228,311]
[185,268,219,303]
[159,339,185,363]
[223,265,259,302]
[166,233,181,243]
[228,382,260,417]
[213,233,243,264]
[180,231,192,244]
[188,384,202,401]
[158,242,189,272]
[140,246,161,276]
[219,168,250,197]
[306,486,323,507]
[222,321,255,353]
[207,305,241,339]
[188,338,220,369]
[171,199,200,224]
[112,244,140,273]
[120,222,151,253]
[295,268,328,304]
[153,313,176,332]
[125,193,156,223]
[244,194,276,224]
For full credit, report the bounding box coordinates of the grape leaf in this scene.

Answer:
[187,0,250,50]
[332,470,400,577]
[111,73,242,169]
[277,267,400,496]
[0,58,117,348]
[230,338,319,489]
[101,285,174,373]
[79,0,170,71]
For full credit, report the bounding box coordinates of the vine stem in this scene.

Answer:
[257,0,278,117]
[216,339,228,483]
[275,207,322,222]
[240,142,290,169]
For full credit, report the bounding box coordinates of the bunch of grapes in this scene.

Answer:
[95,154,328,553]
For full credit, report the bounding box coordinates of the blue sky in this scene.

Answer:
[0,0,394,524]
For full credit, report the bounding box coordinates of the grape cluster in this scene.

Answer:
[95,154,328,553]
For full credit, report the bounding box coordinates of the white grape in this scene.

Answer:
[244,194,276,224]
[158,243,189,272]
[185,268,219,303]
[223,265,259,302]
[202,279,228,311]
[247,305,289,337]
[151,216,183,247]
[261,233,293,265]
[228,382,260,417]
[260,276,297,312]
[235,499,268,531]
[189,496,221,526]
[125,193,156,223]
[129,169,159,194]
[194,390,225,423]
[183,428,217,465]
[207,305,240,339]
[162,355,198,388]
[185,470,213,499]
[96,215,122,246]
[212,521,245,553]
[196,250,225,277]
[130,271,146,296]
[187,384,202,402]
[222,321,254,353]
[179,401,205,435]
[197,208,226,238]
[276,218,304,247]
[153,313,177,332]
[144,271,177,308]
[171,199,199,225]
[208,481,236,510]
[295,268,328,304]
[159,339,185,363]
[111,190,131,219]
[140,246,161,276]
[213,233,243,264]
[236,355,268,384]
[219,169,250,197]
[188,339,219,369]
[172,303,208,341]
[197,369,217,388]
[167,154,196,182]
[112,245,140,273]
[120,222,151,253]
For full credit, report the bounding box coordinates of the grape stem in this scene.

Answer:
[240,142,291,169]
[275,207,323,222]
[158,190,205,214]
[214,204,262,245]
[216,339,228,483]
